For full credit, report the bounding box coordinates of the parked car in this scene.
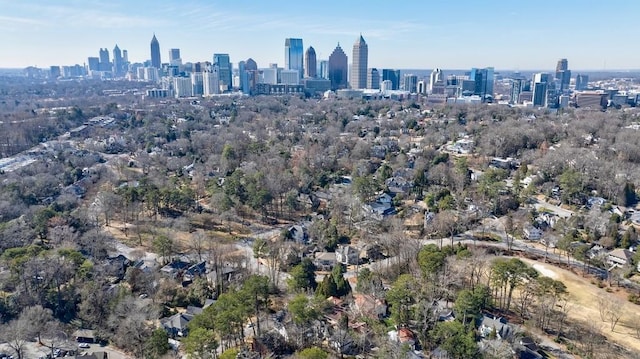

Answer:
[78,343,90,349]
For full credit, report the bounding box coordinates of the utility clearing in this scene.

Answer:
[521,258,640,354]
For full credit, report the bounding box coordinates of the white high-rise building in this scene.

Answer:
[203,71,220,96]
[191,72,204,96]
[136,67,145,81]
[280,69,299,85]
[381,80,393,91]
[429,68,442,93]
[417,80,427,94]
[261,68,278,84]
[173,77,193,98]
[144,67,159,82]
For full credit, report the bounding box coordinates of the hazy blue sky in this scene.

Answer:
[1,0,639,70]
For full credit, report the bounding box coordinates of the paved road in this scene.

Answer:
[533,198,575,219]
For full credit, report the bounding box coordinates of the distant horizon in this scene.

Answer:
[2,0,640,70]
[3,67,640,74]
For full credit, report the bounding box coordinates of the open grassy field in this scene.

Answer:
[521,258,640,354]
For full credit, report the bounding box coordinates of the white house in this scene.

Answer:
[523,226,543,240]
[606,248,634,269]
[335,245,360,265]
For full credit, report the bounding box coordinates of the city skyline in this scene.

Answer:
[2,0,640,70]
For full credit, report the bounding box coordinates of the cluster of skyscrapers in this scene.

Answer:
[506,59,597,108]
[87,45,129,77]
[35,33,615,108]
[135,33,390,97]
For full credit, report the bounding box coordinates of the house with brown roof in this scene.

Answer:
[352,293,387,319]
[607,248,634,269]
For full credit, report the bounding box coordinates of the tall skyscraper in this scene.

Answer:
[510,78,526,104]
[49,66,61,79]
[245,58,258,94]
[246,58,258,71]
[556,58,568,72]
[238,61,250,94]
[191,72,204,96]
[99,48,110,72]
[532,82,548,107]
[403,74,418,93]
[382,69,400,90]
[319,60,329,79]
[429,68,443,93]
[203,69,220,96]
[304,46,317,78]
[213,53,232,91]
[367,68,380,89]
[169,48,181,65]
[150,34,161,69]
[328,43,348,91]
[469,67,494,102]
[532,73,550,107]
[285,38,304,78]
[417,80,428,94]
[555,58,571,92]
[113,45,123,76]
[575,74,589,91]
[350,35,368,89]
[173,77,193,98]
[87,57,100,72]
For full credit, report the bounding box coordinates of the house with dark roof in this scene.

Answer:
[479,315,512,339]
[161,313,192,337]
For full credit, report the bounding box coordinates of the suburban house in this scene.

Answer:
[362,193,396,219]
[385,176,413,195]
[489,157,517,170]
[335,245,360,265]
[314,251,337,271]
[437,309,455,322]
[523,226,543,240]
[388,327,417,350]
[535,212,558,229]
[606,248,634,269]
[287,224,308,244]
[479,315,512,339]
[206,265,237,288]
[161,312,192,337]
[182,261,207,282]
[352,293,388,319]
[160,259,191,278]
[446,137,474,154]
[587,244,606,259]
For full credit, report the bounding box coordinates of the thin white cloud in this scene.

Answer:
[8,2,167,29]
[157,1,429,40]
[0,15,44,26]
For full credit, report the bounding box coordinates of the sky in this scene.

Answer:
[1,0,639,70]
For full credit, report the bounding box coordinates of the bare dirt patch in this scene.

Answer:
[521,258,640,354]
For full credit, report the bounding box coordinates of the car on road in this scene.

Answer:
[78,343,90,349]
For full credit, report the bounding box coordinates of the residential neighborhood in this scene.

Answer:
[3,70,640,359]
